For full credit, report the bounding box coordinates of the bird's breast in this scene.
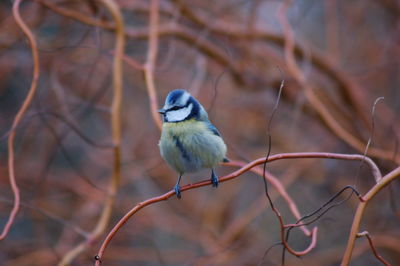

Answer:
[159,119,227,173]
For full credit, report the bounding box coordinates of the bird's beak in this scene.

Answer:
[158,108,166,114]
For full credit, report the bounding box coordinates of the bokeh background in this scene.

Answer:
[0,0,399,265]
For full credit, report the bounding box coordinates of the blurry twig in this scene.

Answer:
[94,152,381,264]
[35,0,114,30]
[207,70,226,114]
[35,110,108,192]
[144,0,162,130]
[119,52,144,70]
[58,0,125,265]
[38,111,114,149]
[0,0,40,241]
[279,0,400,162]
[278,0,399,164]
[0,196,89,238]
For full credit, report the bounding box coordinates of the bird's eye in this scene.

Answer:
[169,106,182,111]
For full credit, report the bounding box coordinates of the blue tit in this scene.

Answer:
[158,89,228,198]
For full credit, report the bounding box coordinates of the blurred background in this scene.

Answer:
[0,0,399,265]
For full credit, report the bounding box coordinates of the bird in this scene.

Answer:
[158,89,228,198]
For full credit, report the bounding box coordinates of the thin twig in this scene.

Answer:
[285,185,361,230]
[283,185,361,264]
[354,97,384,186]
[261,68,284,215]
[0,197,89,238]
[356,231,390,266]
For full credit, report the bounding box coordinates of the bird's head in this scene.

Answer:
[158,89,206,123]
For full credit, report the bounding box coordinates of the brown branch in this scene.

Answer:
[35,0,114,30]
[356,231,390,266]
[0,0,40,240]
[277,0,399,164]
[342,166,400,265]
[58,0,125,264]
[94,152,380,264]
[144,0,162,130]
[119,53,143,71]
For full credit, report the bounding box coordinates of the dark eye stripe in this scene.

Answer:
[167,101,191,112]
[168,106,183,111]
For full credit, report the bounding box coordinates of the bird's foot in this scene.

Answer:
[174,184,182,199]
[211,170,219,188]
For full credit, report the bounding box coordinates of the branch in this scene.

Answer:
[144,0,162,130]
[277,0,399,164]
[356,231,390,266]
[341,166,400,265]
[1,0,40,240]
[58,0,125,264]
[94,152,381,264]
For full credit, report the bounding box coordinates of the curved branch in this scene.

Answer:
[277,0,399,164]
[144,0,162,130]
[356,231,390,266]
[341,166,400,265]
[58,0,125,264]
[94,152,380,264]
[1,0,40,240]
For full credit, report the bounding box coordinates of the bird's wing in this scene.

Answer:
[205,120,230,163]
[205,121,222,137]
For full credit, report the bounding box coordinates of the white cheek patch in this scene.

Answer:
[166,103,193,122]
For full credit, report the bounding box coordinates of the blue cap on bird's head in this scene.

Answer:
[158,89,204,123]
[165,89,190,106]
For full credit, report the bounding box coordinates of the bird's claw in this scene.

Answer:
[174,184,182,199]
[211,171,219,188]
